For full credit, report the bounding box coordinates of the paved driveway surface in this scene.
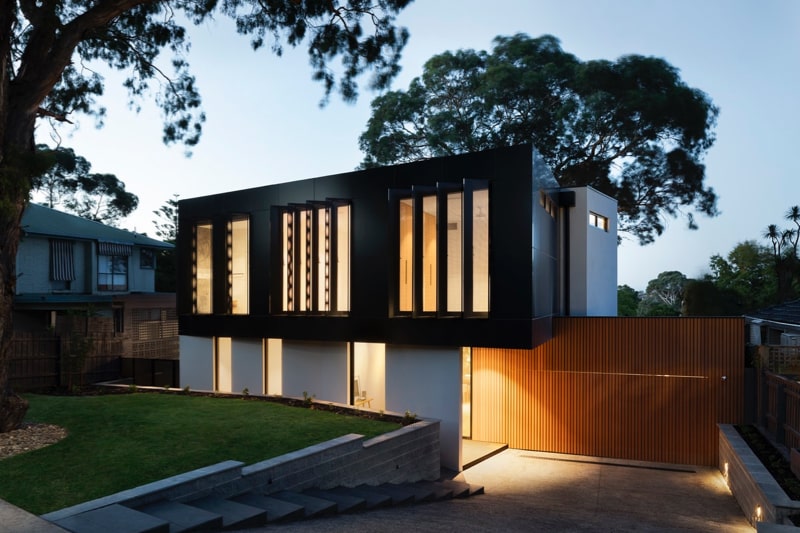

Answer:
[233,449,753,532]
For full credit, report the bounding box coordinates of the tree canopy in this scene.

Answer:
[637,271,686,316]
[764,205,800,302]
[32,145,138,226]
[0,0,413,432]
[358,33,719,245]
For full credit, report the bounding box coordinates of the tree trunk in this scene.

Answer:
[0,195,29,432]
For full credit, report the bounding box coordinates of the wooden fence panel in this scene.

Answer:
[471,317,744,466]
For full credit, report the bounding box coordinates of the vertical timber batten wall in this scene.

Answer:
[471,317,744,466]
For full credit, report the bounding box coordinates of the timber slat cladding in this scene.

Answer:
[471,317,744,466]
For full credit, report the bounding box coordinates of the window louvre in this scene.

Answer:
[50,239,75,281]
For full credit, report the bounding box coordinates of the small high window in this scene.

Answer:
[589,211,609,232]
[140,248,156,269]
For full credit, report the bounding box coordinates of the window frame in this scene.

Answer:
[278,200,351,315]
[97,254,128,292]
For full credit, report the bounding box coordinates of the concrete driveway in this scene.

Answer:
[233,448,753,532]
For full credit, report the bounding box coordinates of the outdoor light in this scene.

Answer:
[755,505,762,522]
[723,461,729,484]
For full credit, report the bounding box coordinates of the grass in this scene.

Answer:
[0,392,400,515]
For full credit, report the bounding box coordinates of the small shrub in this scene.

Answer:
[183,385,191,394]
[242,387,250,397]
[402,410,417,426]
[128,384,137,393]
[302,391,315,407]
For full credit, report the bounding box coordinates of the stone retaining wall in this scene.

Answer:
[718,424,800,527]
[43,419,440,522]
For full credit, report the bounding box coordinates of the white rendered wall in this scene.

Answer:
[180,335,214,391]
[566,187,618,316]
[385,345,462,471]
[231,338,264,395]
[282,340,348,403]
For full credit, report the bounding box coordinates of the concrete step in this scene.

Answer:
[438,479,484,497]
[52,504,170,533]
[185,496,266,530]
[356,483,417,505]
[412,481,455,500]
[266,491,338,518]
[135,500,223,532]
[304,488,367,513]
[446,479,484,496]
[328,486,393,510]
[230,492,305,523]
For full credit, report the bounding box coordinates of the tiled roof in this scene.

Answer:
[20,203,172,249]
[746,299,800,326]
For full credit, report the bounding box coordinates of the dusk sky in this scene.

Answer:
[36,0,800,291]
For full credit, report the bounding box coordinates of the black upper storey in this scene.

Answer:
[177,144,561,349]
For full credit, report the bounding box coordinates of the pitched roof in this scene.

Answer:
[20,203,173,249]
[746,299,800,326]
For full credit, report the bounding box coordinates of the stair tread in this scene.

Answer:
[187,496,266,529]
[412,481,455,500]
[329,486,393,509]
[52,504,169,533]
[376,483,435,503]
[231,492,305,523]
[304,488,367,513]
[136,500,223,532]
[266,491,338,518]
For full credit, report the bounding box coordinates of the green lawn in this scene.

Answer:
[0,392,399,515]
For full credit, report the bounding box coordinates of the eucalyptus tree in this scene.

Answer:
[33,145,138,226]
[0,0,413,431]
[359,33,720,245]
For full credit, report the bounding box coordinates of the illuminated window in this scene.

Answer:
[228,217,249,314]
[471,188,489,313]
[394,182,488,316]
[193,222,213,314]
[398,198,413,312]
[281,202,350,313]
[589,211,609,231]
[446,192,462,313]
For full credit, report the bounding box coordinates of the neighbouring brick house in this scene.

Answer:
[11,203,178,389]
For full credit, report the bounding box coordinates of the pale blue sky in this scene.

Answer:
[39,0,800,291]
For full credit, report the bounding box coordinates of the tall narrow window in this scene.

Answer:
[422,195,437,312]
[316,206,329,311]
[299,209,312,311]
[472,188,489,313]
[229,217,249,314]
[336,204,350,312]
[194,222,213,314]
[398,198,413,312]
[446,192,463,313]
[282,212,293,312]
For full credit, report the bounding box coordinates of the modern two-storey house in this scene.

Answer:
[177,144,617,470]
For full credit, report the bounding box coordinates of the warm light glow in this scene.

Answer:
[755,505,762,521]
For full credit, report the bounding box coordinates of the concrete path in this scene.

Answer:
[0,498,65,533]
[232,449,754,532]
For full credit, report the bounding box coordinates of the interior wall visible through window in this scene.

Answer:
[398,198,413,312]
[229,217,249,314]
[194,222,213,314]
[472,188,490,313]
